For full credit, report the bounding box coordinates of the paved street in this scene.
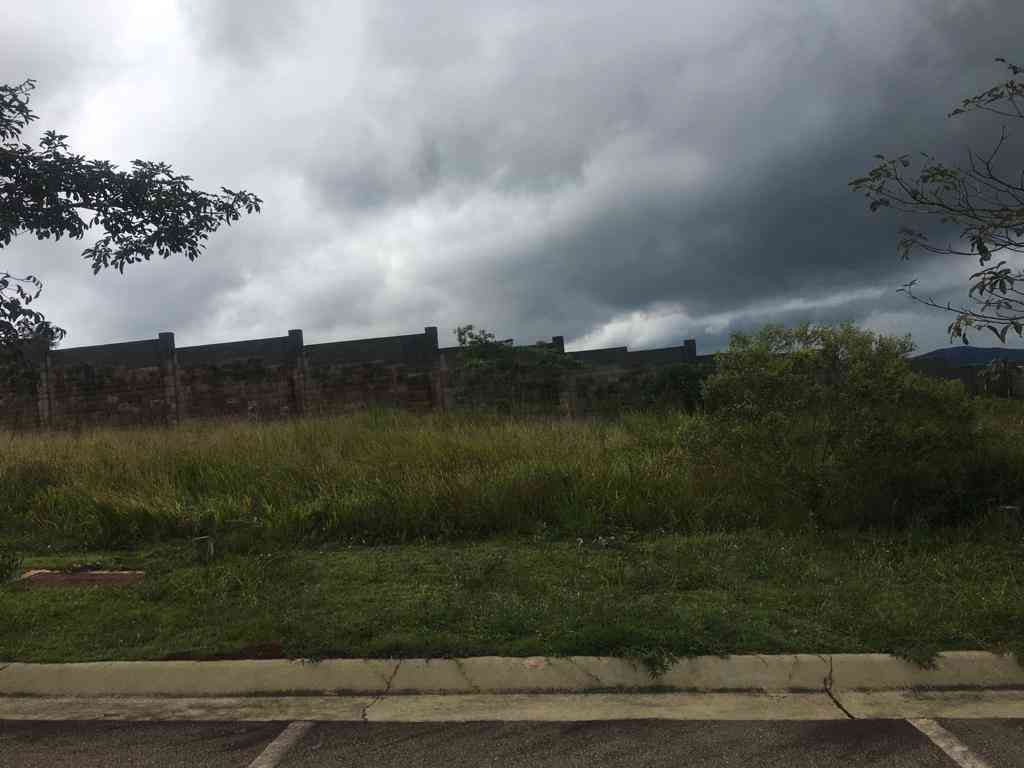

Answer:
[0,721,282,768]
[2,718,1023,768]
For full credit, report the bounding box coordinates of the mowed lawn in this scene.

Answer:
[2,408,1023,667]
[3,532,1023,667]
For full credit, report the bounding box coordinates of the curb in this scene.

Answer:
[0,652,1021,698]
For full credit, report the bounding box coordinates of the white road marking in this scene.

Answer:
[908,718,994,768]
[247,721,316,768]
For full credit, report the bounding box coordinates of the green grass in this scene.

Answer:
[3,403,1024,666]
[2,530,1022,666]
[1,409,688,550]
[4,402,1024,553]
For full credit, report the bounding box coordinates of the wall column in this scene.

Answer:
[559,373,577,420]
[425,326,446,412]
[157,332,182,426]
[31,338,52,430]
[286,329,307,417]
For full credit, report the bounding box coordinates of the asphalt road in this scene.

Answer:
[0,721,282,768]
[2,719,1023,768]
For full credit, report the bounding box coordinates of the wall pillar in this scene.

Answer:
[286,329,307,417]
[30,338,52,430]
[425,326,446,412]
[559,373,577,420]
[157,332,182,426]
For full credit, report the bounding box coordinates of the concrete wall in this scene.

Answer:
[176,332,297,421]
[0,326,703,430]
[0,327,443,430]
[570,361,712,418]
[0,347,44,431]
[10,337,179,430]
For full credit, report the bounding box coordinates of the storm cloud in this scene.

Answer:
[2,0,1023,355]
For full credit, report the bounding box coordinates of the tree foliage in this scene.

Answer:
[698,323,975,527]
[0,78,262,352]
[850,57,1024,344]
[702,322,921,419]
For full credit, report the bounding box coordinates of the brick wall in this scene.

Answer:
[0,364,40,431]
[571,361,712,418]
[177,333,297,421]
[305,329,439,414]
[18,338,178,430]
[0,326,701,430]
[304,361,435,414]
[0,327,446,431]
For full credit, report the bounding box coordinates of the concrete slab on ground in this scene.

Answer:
[0,696,374,722]
[364,693,845,722]
[5,691,1024,722]
[838,689,1024,719]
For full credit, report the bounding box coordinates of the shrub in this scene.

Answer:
[697,323,976,528]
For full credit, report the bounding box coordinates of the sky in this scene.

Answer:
[2,0,1024,356]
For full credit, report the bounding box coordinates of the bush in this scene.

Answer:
[697,323,976,528]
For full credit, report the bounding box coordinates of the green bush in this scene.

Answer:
[697,323,976,528]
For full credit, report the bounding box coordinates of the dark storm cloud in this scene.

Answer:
[290,0,1024,351]
[3,0,1024,354]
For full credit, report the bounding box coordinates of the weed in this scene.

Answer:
[619,645,680,679]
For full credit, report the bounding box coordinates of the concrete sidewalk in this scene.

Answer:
[5,690,1024,722]
[1,652,1022,698]
[6,654,1023,768]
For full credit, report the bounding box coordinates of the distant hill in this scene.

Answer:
[913,346,1024,367]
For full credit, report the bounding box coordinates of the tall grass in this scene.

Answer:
[3,401,1024,552]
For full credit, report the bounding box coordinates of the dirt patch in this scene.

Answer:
[16,569,145,587]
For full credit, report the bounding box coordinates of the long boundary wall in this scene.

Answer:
[0,327,700,430]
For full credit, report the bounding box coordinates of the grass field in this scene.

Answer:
[2,404,1023,667]
[4,531,1022,668]
[3,402,1024,552]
